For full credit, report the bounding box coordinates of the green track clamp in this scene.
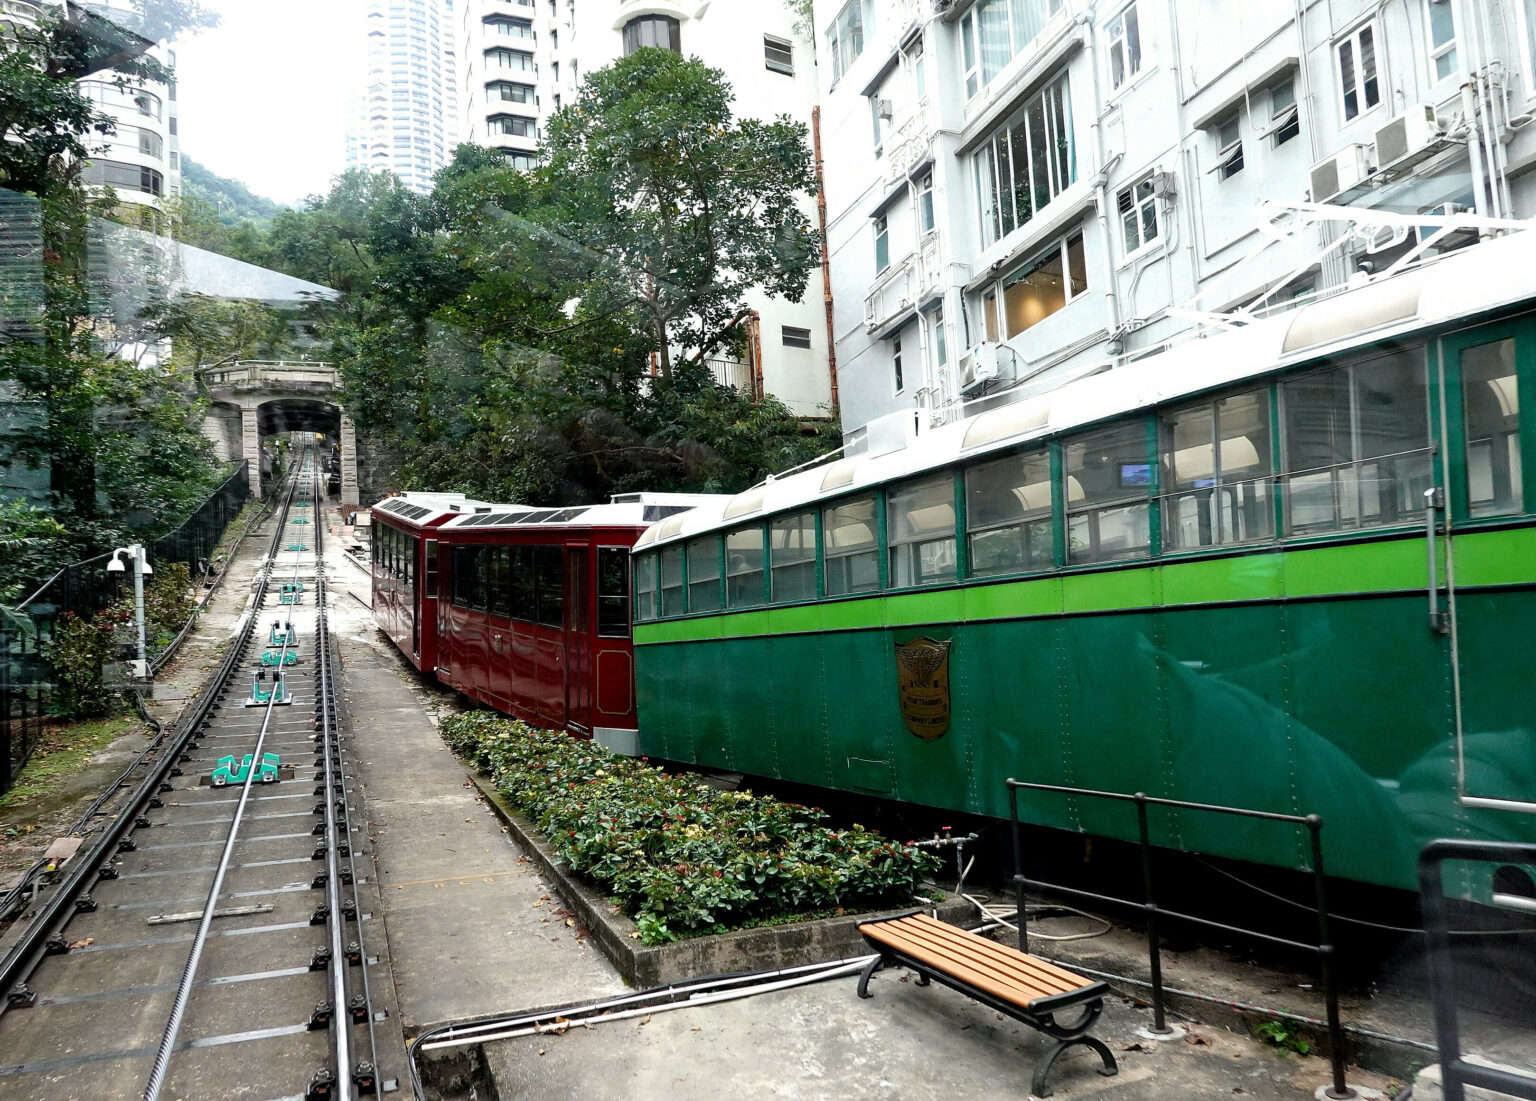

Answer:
[292,517,310,525]
[270,620,297,646]
[280,593,304,605]
[211,752,281,786]
[260,649,298,667]
[243,670,293,707]
[286,543,307,552]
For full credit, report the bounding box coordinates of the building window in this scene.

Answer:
[168,150,178,169]
[970,71,1074,247]
[597,547,631,636]
[874,213,889,272]
[782,325,812,348]
[1280,348,1431,534]
[1161,389,1273,550]
[917,172,935,233]
[489,113,536,137]
[892,333,904,392]
[827,0,871,84]
[1065,423,1153,563]
[764,34,794,75]
[887,474,957,587]
[1268,78,1300,145]
[911,38,926,99]
[869,94,884,157]
[82,159,164,197]
[1337,22,1381,121]
[623,15,680,55]
[168,117,177,136]
[930,306,948,373]
[822,496,879,595]
[1107,3,1142,89]
[1425,0,1456,80]
[980,232,1087,341]
[1118,175,1159,253]
[769,512,817,603]
[501,151,538,170]
[487,80,535,104]
[966,449,1053,575]
[485,14,533,39]
[487,47,535,72]
[958,0,1065,100]
[1213,115,1243,179]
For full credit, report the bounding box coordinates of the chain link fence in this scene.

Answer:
[1,461,252,792]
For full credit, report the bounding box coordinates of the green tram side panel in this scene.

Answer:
[636,527,1536,893]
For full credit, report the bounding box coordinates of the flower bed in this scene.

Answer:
[440,712,939,944]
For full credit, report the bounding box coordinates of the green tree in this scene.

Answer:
[540,49,819,378]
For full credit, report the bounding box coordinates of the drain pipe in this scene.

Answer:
[812,106,840,411]
[1461,79,1493,221]
[1078,8,1123,356]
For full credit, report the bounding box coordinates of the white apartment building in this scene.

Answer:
[1,0,181,217]
[816,0,1536,445]
[360,0,460,194]
[454,0,837,418]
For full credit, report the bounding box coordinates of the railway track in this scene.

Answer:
[0,452,391,1100]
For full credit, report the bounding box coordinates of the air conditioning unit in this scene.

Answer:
[1416,201,1478,251]
[959,342,1002,392]
[1374,103,1441,167]
[1308,144,1372,202]
[877,98,894,120]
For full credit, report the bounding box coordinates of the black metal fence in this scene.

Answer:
[0,462,252,793]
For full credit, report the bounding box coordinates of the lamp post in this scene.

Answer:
[107,545,153,681]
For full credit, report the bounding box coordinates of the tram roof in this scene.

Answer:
[372,493,496,527]
[435,492,732,532]
[639,228,1536,550]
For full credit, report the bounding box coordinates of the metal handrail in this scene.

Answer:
[1006,779,1356,1100]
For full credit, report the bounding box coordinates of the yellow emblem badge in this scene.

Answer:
[894,637,951,741]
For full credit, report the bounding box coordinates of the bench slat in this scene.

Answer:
[881,916,1095,993]
[864,922,1071,1002]
[861,915,1102,1012]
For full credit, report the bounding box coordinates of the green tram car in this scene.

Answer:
[629,232,1536,896]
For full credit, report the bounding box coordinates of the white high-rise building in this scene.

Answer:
[814,0,1536,445]
[361,0,460,194]
[455,0,837,418]
[0,1,181,219]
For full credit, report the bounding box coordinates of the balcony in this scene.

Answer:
[704,357,754,396]
[883,99,935,185]
[865,253,916,333]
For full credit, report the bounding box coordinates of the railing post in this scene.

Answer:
[1310,815,1354,1099]
[1136,793,1172,1035]
[1008,781,1027,951]
[0,625,10,795]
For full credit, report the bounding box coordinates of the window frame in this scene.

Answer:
[826,0,871,85]
[769,511,819,604]
[1266,78,1301,146]
[725,525,767,608]
[964,447,1055,578]
[885,472,960,589]
[1117,174,1161,256]
[969,70,1075,248]
[1213,114,1244,179]
[1424,0,1457,83]
[764,34,794,75]
[596,547,632,636]
[974,230,1089,343]
[1106,2,1143,91]
[685,537,723,613]
[1158,388,1275,554]
[1336,21,1382,124]
[874,213,890,272]
[1062,420,1157,565]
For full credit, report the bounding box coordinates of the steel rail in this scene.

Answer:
[142,456,313,1101]
[0,461,306,1021]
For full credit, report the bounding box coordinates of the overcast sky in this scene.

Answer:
[173,0,365,207]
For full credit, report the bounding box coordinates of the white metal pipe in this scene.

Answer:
[1078,10,1123,352]
[1461,80,1493,220]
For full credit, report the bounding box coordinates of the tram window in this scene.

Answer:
[1161,389,1273,550]
[1461,338,1522,516]
[823,496,879,596]
[634,553,658,622]
[489,546,512,617]
[451,545,470,607]
[471,546,490,612]
[686,537,722,613]
[1281,348,1431,534]
[887,474,957,587]
[659,547,685,617]
[1064,423,1152,563]
[424,540,438,598]
[965,449,1052,576]
[405,536,415,587]
[535,546,564,627]
[597,548,631,636]
[770,511,817,603]
[725,527,766,607]
[510,546,536,621]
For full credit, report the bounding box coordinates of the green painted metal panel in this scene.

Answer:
[1452,588,1536,810]
[962,576,1063,621]
[1453,527,1536,587]
[1161,554,1283,606]
[1282,537,1424,597]
[885,588,967,628]
[1060,566,1160,614]
[822,629,890,794]
[767,604,823,634]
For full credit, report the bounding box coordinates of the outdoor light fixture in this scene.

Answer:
[107,544,153,682]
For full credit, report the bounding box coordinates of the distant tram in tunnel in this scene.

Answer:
[369,493,721,741]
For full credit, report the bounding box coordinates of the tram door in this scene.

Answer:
[564,545,593,734]
[1435,321,1536,815]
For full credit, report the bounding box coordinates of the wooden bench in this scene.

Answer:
[856,911,1118,1097]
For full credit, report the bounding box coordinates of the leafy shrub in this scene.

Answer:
[141,561,197,653]
[46,606,129,718]
[441,712,939,944]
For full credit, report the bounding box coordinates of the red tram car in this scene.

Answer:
[371,492,722,748]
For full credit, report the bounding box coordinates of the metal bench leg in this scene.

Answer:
[857,954,884,999]
[1030,1035,1119,1098]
